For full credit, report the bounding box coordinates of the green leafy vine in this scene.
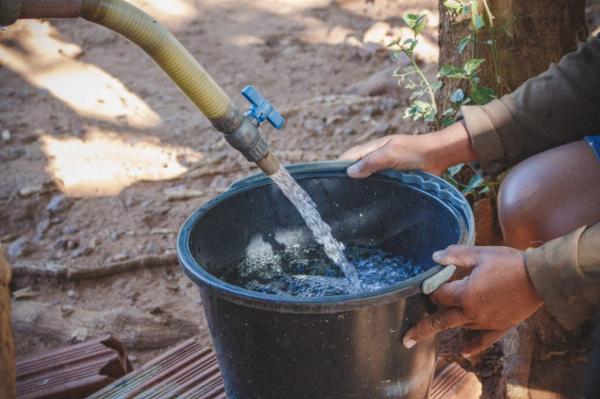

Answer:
[389,1,505,199]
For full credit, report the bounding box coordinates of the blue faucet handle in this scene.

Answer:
[241,85,285,129]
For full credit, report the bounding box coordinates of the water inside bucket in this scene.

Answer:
[219,244,426,297]
[269,167,361,290]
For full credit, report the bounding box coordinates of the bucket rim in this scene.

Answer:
[177,161,475,313]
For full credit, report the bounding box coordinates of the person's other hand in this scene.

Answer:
[340,121,475,178]
[403,245,543,357]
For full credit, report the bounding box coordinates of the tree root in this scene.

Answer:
[11,252,179,282]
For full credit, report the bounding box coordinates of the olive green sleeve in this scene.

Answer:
[525,224,600,328]
[461,36,600,175]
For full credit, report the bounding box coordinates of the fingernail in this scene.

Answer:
[432,251,443,262]
[347,162,361,177]
[460,351,471,358]
[403,337,416,349]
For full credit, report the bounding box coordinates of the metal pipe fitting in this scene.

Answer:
[224,117,269,163]
[255,150,281,176]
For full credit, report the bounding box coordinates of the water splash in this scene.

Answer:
[269,167,361,290]
[221,245,426,297]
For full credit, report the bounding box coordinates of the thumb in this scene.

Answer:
[432,245,481,269]
[346,146,395,178]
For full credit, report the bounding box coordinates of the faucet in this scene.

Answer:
[0,0,284,175]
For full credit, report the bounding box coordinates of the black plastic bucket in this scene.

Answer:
[178,161,474,399]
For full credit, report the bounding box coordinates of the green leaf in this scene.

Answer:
[402,13,428,35]
[459,5,471,15]
[457,36,471,53]
[470,85,496,105]
[441,117,455,127]
[443,0,462,9]
[473,14,485,30]
[414,17,428,35]
[431,81,443,92]
[443,174,461,189]
[450,88,465,103]
[403,100,435,122]
[462,173,485,194]
[442,107,456,117]
[447,163,465,177]
[468,173,485,188]
[386,38,401,47]
[424,109,437,123]
[463,58,485,76]
[402,13,419,29]
[438,64,465,79]
[412,100,432,110]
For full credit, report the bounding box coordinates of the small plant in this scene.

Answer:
[389,13,441,127]
[389,1,503,200]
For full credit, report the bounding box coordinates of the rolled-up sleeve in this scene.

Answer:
[525,224,600,328]
[462,36,600,175]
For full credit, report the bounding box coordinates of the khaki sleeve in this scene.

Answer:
[525,224,600,329]
[462,36,600,175]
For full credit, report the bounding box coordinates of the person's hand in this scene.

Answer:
[340,121,475,178]
[340,134,437,177]
[403,245,543,357]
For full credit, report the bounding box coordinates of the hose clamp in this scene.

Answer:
[224,117,269,162]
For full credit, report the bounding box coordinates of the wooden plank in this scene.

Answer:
[0,245,16,399]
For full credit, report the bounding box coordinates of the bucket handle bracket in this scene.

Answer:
[421,265,457,295]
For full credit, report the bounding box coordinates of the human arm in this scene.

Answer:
[343,36,600,178]
[463,36,600,174]
[340,120,475,178]
[402,225,600,356]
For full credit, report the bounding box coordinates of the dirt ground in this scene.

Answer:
[1,0,599,397]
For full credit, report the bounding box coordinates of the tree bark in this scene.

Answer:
[0,246,16,399]
[437,0,587,113]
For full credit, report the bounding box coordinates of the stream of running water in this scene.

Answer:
[269,167,361,291]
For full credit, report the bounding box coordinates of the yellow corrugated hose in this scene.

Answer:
[81,0,231,121]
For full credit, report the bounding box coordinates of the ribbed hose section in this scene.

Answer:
[80,0,231,120]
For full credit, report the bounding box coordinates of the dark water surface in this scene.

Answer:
[219,245,426,297]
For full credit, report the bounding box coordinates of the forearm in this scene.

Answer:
[423,120,476,172]
[462,36,600,175]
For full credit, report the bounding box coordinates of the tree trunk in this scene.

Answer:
[437,0,587,113]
